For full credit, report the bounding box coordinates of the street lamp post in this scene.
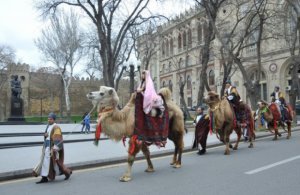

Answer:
[125,64,140,94]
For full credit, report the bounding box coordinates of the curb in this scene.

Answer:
[0,128,299,182]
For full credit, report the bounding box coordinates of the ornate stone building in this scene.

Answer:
[137,0,300,109]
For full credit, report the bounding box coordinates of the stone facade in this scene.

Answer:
[137,0,299,108]
[0,63,131,121]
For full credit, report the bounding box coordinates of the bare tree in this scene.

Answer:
[283,1,300,111]
[201,0,271,108]
[35,0,163,88]
[35,11,84,120]
[0,45,15,92]
[194,0,226,105]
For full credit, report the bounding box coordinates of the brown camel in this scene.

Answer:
[204,91,255,155]
[87,86,185,182]
[257,101,294,140]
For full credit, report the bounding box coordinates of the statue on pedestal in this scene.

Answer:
[11,75,22,99]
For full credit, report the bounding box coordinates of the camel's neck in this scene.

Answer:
[100,105,134,141]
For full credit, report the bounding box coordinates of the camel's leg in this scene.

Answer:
[170,132,184,168]
[273,123,279,141]
[224,134,230,155]
[248,131,255,148]
[119,141,141,182]
[141,144,154,172]
[233,128,242,150]
[170,146,178,166]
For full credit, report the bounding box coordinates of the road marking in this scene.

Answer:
[245,155,300,175]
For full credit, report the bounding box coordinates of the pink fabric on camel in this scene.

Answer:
[143,70,162,114]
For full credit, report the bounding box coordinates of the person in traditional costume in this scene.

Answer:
[33,113,72,184]
[137,70,165,117]
[192,107,210,155]
[224,80,240,105]
[270,86,288,122]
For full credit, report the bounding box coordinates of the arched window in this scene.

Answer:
[162,64,165,73]
[178,33,182,51]
[168,61,172,71]
[208,70,215,85]
[169,80,173,92]
[187,55,192,66]
[162,80,166,87]
[170,38,174,55]
[161,41,165,56]
[178,58,183,69]
[165,39,169,56]
[188,28,192,47]
[183,31,187,48]
[187,75,192,89]
[197,24,202,44]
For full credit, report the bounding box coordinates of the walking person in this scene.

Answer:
[32,113,72,183]
[192,107,210,155]
[84,113,91,134]
[81,112,88,133]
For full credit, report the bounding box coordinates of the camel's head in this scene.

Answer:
[204,91,220,108]
[86,86,119,110]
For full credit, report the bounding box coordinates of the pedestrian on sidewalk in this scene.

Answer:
[32,112,72,184]
[83,113,91,134]
[81,112,88,133]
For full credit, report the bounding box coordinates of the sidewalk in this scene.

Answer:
[0,123,298,181]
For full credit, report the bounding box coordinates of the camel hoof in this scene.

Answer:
[248,143,253,148]
[119,175,132,182]
[278,133,282,137]
[170,162,176,166]
[286,136,290,139]
[272,138,277,141]
[173,164,181,169]
[145,168,155,172]
[224,151,230,155]
[233,146,238,150]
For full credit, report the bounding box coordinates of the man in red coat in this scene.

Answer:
[192,107,210,155]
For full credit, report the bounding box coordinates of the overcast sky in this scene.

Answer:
[0,0,194,75]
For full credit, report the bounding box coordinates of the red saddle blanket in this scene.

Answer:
[134,93,169,146]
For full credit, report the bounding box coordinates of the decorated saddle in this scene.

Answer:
[133,92,169,147]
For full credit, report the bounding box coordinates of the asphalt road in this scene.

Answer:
[1,131,299,195]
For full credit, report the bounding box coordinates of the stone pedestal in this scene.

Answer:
[8,98,25,122]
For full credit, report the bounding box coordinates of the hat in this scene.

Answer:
[225,80,231,85]
[48,112,56,120]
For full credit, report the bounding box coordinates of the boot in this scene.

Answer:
[36,177,48,184]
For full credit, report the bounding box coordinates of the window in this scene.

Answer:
[161,42,165,56]
[162,80,166,87]
[168,61,172,71]
[165,39,169,56]
[187,75,192,89]
[187,55,192,66]
[208,70,215,85]
[169,80,173,92]
[250,70,267,100]
[170,38,174,55]
[178,58,183,69]
[188,28,192,47]
[183,31,187,48]
[178,34,182,50]
[197,24,202,44]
